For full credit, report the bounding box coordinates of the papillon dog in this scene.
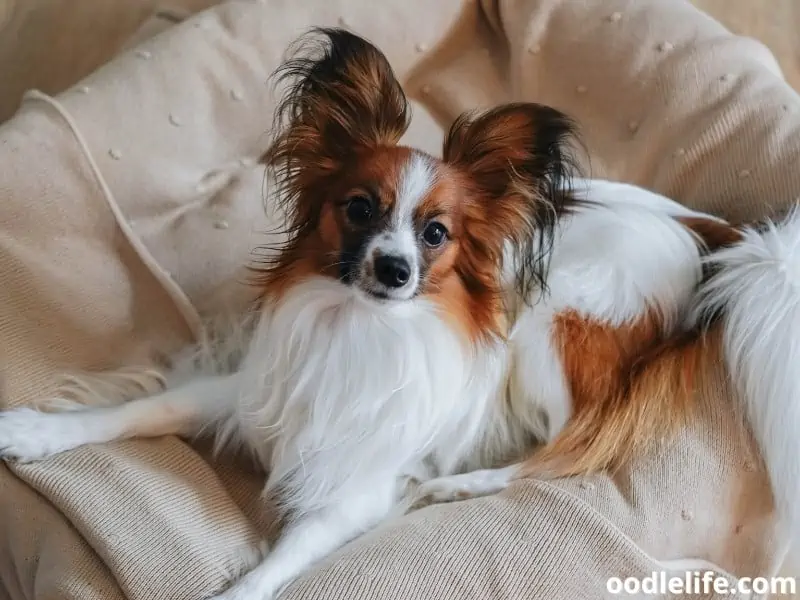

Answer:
[1,28,800,600]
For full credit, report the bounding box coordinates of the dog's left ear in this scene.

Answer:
[443,103,578,297]
[261,27,410,239]
[264,28,409,176]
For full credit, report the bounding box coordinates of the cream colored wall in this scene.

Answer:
[0,0,798,122]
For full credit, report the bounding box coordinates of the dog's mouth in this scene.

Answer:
[357,284,399,303]
[354,280,419,304]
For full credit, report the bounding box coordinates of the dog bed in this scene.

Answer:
[0,0,797,598]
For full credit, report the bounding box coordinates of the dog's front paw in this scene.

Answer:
[410,467,515,509]
[411,475,477,508]
[0,408,81,462]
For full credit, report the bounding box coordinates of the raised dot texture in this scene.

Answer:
[337,16,348,27]
[681,509,693,521]
[415,42,428,53]
[657,41,674,52]
[108,148,122,160]
[628,120,639,133]
[738,169,751,179]
[168,114,182,127]
[607,12,622,22]
[230,89,244,101]
[527,44,541,54]
[78,86,90,94]
[213,220,229,230]
[674,148,686,157]
[135,49,151,60]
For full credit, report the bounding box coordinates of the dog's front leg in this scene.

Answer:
[0,373,241,462]
[210,480,397,600]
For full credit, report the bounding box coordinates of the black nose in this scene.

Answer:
[374,255,411,288]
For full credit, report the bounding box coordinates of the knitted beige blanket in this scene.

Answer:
[1,1,798,598]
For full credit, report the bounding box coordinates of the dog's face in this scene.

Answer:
[258,28,577,338]
[321,148,459,302]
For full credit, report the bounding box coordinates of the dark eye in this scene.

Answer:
[422,221,448,247]
[345,195,373,225]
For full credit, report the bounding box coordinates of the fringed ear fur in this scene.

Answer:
[443,103,580,301]
[261,27,410,239]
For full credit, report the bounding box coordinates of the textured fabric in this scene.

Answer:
[0,0,798,124]
[1,0,800,599]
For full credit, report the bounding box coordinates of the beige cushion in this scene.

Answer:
[1,0,799,598]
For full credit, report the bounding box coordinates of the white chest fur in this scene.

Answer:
[233,277,507,513]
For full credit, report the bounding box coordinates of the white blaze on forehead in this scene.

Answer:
[362,154,435,299]
[370,153,435,264]
[391,152,435,229]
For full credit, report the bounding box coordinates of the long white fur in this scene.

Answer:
[234,276,506,511]
[0,274,507,600]
[692,207,800,548]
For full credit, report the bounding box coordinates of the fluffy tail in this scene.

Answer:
[694,207,800,539]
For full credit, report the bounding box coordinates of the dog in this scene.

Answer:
[1,28,798,600]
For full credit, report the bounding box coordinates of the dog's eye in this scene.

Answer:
[422,221,448,247]
[345,195,373,225]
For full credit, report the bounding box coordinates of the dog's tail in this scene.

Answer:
[694,207,800,541]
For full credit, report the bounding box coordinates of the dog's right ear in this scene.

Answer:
[443,103,579,299]
[262,28,409,196]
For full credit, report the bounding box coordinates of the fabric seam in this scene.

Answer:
[21,89,205,341]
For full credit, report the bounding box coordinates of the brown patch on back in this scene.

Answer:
[677,216,744,300]
[520,312,721,479]
[552,310,661,415]
[678,217,743,252]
